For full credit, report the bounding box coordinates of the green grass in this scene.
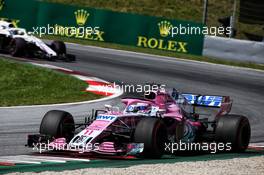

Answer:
[44,35,264,70]
[47,0,264,40]
[0,58,101,106]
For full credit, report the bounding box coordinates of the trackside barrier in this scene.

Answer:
[0,0,204,55]
[1,0,262,63]
[203,35,264,64]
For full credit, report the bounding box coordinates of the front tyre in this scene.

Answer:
[134,118,167,158]
[40,110,75,141]
[50,40,66,55]
[9,38,27,57]
[215,115,251,152]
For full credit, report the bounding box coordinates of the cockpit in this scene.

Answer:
[9,28,26,36]
[125,102,152,114]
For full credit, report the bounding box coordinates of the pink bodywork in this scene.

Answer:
[49,91,232,154]
[120,92,202,127]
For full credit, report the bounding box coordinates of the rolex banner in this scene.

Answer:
[0,0,204,55]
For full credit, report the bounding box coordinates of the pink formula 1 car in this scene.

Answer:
[27,87,251,158]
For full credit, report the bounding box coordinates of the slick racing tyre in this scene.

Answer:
[40,110,75,141]
[134,118,167,158]
[51,40,66,55]
[215,114,251,152]
[9,38,27,57]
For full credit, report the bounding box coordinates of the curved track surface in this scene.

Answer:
[0,43,263,156]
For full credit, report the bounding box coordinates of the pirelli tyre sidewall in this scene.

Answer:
[134,118,168,158]
[40,110,75,142]
[215,114,251,152]
[9,38,27,57]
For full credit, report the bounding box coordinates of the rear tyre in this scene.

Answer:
[134,118,167,158]
[215,115,251,152]
[50,40,66,55]
[9,38,27,57]
[40,110,75,141]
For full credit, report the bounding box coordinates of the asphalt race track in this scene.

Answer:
[0,43,264,156]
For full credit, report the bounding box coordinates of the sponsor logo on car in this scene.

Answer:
[96,115,116,121]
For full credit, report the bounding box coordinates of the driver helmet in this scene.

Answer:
[126,103,151,113]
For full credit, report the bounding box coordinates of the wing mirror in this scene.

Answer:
[105,104,112,111]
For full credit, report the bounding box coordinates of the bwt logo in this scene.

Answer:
[96,115,116,121]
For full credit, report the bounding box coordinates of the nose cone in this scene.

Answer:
[69,135,92,149]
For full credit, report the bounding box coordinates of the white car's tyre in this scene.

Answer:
[9,38,26,57]
[51,40,66,55]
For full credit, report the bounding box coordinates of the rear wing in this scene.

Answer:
[182,94,223,107]
[181,93,233,115]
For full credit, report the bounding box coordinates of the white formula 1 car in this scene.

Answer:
[0,21,75,61]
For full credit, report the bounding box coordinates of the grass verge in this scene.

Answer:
[44,35,264,70]
[0,58,101,106]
